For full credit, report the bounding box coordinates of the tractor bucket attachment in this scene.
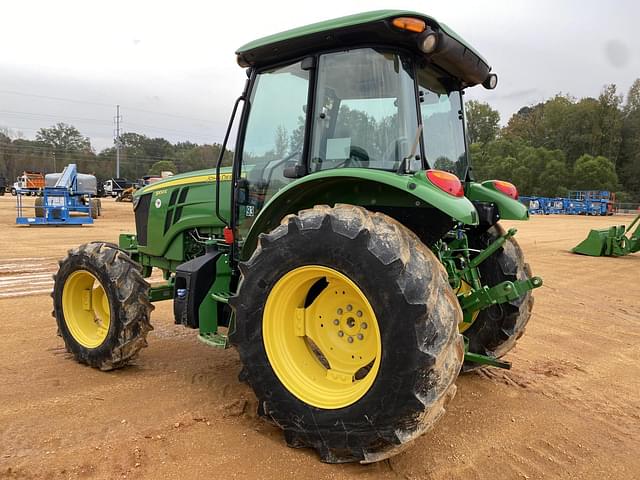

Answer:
[572,214,640,257]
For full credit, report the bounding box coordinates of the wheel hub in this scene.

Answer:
[263,265,382,409]
[62,270,111,348]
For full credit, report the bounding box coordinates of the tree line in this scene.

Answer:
[2,78,639,203]
[466,79,640,202]
[0,124,233,183]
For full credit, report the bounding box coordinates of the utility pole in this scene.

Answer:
[52,151,56,173]
[114,105,122,178]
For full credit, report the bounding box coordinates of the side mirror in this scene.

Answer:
[283,162,307,179]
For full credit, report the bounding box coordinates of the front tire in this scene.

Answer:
[52,242,154,370]
[464,224,534,368]
[231,205,463,463]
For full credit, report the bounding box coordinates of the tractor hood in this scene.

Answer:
[136,168,233,196]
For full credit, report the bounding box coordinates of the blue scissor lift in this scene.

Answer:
[16,164,95,226]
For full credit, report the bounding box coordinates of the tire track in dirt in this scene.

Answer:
[473,361,640,440]
[0,256,166,299]
[0,257,58,298]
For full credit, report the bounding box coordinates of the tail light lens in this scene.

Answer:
[223,226,235,244]
[492,180,519,199]
[391,17,426,33]
[426,170,464,197]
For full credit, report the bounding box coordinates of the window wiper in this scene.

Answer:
[396,124,423,174]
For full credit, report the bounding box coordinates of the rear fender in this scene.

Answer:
[241,168,478,259]
[465,181,529,220]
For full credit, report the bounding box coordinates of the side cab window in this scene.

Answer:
[238,62,310,237]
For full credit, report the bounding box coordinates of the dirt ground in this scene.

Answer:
[0,194,638,480]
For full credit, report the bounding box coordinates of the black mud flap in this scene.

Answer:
[174,249,222,328]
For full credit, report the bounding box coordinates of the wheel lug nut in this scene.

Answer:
[346,304,353,312]
[361,322,368,329]
[338,330,344,337]
[357,333,364,340]
[347,336,354,343]
[333,319,339,325]
[337,308,343,315]
[356,310,363,317]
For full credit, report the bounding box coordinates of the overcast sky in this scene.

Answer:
[1,0,639,151]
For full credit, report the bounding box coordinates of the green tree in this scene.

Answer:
[465,100,500,144]
[572,154,618,191]
[148,160,177,176]
[538,159,569,197]
[596,84,623,162]
[143,137,174,160]
[469,138,569,197]
[502,104,545,145]
[36,123,91,152]
[502,90,624,169]
[619,79,640,201]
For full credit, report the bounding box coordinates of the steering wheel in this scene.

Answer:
[381,136,409,168]
[343,146,369,168]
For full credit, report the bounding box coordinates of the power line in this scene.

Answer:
[0,110,113,126]
[0,117,217,143]
[0,89,222,125]
[0,89,113,108]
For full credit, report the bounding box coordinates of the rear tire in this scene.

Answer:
[463,224,534,369]
[231,205,463,463]
[52,242,154,370]
[35,197,45,217]
[90,198,100,219]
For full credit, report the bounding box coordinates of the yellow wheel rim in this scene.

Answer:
[457,279,479,333]
[263,265,382,409]
[62,270,111,348]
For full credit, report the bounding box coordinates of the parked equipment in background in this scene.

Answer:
[568,191,616,215]
[115,173,174,202]
[11,171,45,196]
[521,191,617,216]
[572,214,640,257]
[16,164,99,225]
[0,176,6,196]
[103,178,130,198]
[116,186,136,202]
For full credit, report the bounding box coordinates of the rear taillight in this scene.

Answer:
[425,170,464,197]
[223,226,235,244]
[492,180,519,200]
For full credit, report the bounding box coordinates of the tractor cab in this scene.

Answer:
[231,11,498,240]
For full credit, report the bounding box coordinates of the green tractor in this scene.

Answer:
[52,11,542,463]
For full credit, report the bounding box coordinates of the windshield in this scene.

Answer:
[310,48,420,172]
[417,66,468,178]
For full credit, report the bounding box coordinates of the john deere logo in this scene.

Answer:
[155,199,162,208]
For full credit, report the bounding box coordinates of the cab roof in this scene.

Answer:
[236,10,492,88]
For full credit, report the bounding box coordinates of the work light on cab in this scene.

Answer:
[418,30,439,54]
[492,180,519,199]
[483,73,498,90]
[426,170,464,197]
